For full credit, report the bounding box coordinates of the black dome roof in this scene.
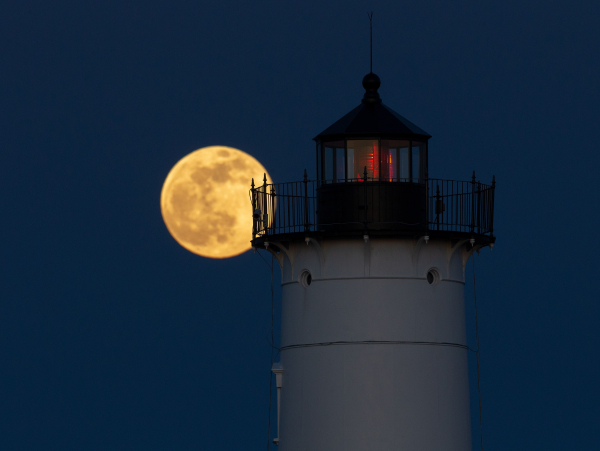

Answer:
[314,73,431,141]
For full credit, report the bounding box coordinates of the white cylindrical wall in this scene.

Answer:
[269,237,474,451]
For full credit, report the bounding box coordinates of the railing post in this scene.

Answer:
[436,184,441,231]
[270,183,276,234]
[263,173,268,234]
[470,171,476,234]
[304,169,309,232]
[363,166,368,230]
[477,180,482,234]
[251,177,256,240]
[490,175,495,237]
[425,177,429,231]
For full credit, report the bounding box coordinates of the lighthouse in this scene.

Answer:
[251,72,495,451]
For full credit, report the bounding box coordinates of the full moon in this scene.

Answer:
[160,146,272,259]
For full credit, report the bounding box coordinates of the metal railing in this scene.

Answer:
[250,171,495,240]
[428,172,495,235]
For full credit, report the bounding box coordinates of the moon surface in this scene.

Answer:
[160,146,272,259]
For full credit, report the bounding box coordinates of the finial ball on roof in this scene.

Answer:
[362,72,381,104]
[362,72,381,91]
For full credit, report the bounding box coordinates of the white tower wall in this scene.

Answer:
[268,237,475,451]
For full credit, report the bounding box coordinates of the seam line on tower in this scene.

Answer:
[281,277,465,286]
[278,340,473,352]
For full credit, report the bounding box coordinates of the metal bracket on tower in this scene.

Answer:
[271,362,284,446]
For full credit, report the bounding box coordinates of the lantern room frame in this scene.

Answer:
[316,138,428,184]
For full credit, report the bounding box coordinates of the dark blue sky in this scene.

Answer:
[2,0,599,449]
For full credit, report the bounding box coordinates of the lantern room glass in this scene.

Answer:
[381,140,410,181]
[318,139,426,183]
[347,139,379,180]
[411,141,426,182]
[321,141,344,183]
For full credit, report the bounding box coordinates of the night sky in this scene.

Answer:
[2,1,600,449]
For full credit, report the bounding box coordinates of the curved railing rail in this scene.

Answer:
[250,172,495,240]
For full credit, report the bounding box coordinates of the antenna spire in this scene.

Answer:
[368,12,373,73]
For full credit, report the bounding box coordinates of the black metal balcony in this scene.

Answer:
[250,171,495,246]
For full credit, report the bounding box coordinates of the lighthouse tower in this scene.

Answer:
[251,72,495,451]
